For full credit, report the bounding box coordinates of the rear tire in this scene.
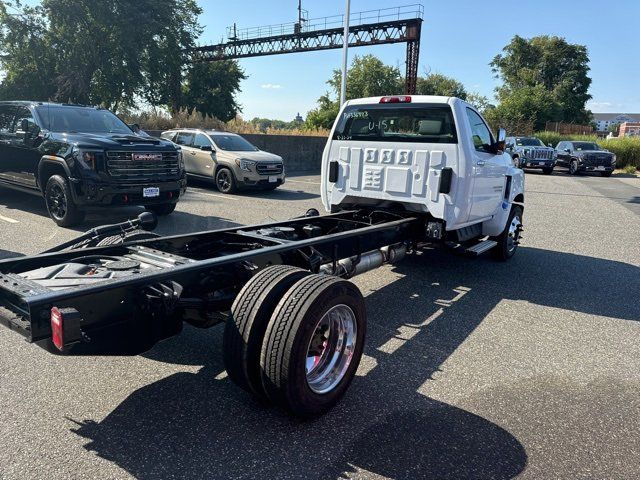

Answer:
[224,265,311,399]
[491,206,523,261]
[260,275,366,418]
[44,175,85,227]
[542,167,554,175]
[145,203,176,216]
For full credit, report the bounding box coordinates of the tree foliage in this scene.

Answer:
[306,55,402,129]
[0,1,245,118]
[415,73,467,99]
[490,35,592,128]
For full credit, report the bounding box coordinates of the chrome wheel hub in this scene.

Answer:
[305,304,357,394]
[507,215,522,253]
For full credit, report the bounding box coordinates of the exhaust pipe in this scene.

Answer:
[320,243,407,278]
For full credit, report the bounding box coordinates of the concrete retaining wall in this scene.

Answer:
[147,131,328,174]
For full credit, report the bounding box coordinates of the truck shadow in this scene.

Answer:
[187,177,320,201]
[68,246,639,479]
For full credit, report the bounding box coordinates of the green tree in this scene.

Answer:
[415,73,467,99]
[180,61,246,121]
[0,0,244,119]
[491,35,592,125]
[306,54,402,129]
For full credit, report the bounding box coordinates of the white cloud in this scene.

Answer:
[261,83,282,89]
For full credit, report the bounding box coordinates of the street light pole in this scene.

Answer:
[340,0,351,106]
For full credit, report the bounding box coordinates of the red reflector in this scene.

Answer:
[168,191,173,199]
[51,307,64,351]
[122,194,129,203]
[379,96,412,104]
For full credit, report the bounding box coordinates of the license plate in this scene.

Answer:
[143,187,160,198]
[268,176,277,183]
[596,166,605,171]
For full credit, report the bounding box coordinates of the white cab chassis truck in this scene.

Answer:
[322,95,524,259]
[0,96,524,419]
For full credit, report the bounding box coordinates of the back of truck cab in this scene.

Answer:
[321,95,476,230]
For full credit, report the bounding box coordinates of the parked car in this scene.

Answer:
[555,141,616,177]
[161,129,285,193]
[0,102,186,226]
[505,136,556,174]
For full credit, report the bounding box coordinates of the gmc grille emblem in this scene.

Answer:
[132,153,162,161]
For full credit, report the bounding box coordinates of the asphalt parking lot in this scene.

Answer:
[0,170,639,479]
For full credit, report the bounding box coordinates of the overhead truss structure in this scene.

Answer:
[189,5,423,94]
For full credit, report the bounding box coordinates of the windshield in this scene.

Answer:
[211,134,258,152]
[572,142,600,151]
[35,106,131,134]
[516,137,543,146]
[332,104,457,143]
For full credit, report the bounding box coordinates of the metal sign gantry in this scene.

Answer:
[189,4,424,94]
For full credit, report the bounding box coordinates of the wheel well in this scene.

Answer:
[38,161,67,191]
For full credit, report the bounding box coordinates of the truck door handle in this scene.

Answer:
[476,160,486,166]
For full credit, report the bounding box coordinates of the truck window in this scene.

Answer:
[13,107,36,133]
[0,105,15,135]
[465,108,493,153]
[332,104,457,144]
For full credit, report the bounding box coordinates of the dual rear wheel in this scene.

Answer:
[223,265,366,418]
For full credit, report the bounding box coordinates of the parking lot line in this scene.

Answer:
[0,214,18,224]
[187,189,238,201]
[287,179,320,185]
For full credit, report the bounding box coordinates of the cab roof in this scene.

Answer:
[344,95,455,106]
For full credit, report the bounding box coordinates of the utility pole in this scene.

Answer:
[340,0,351,106]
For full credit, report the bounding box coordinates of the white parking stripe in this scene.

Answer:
[287,179,320,185]
[187,189,238,201]
[0,214,18,224]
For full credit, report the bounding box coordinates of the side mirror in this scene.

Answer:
[130,123,141,133]
[564,148,571,153]
[21,119,29,132]
[493,127,507,153]
[199,145,212,151]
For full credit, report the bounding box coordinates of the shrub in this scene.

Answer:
[623,164,637,174]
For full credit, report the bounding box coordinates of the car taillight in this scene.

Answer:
[50,307,64,351]
[379,96,412,103]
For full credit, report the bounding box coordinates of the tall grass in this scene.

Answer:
[123,110,330,137]
[534,131,640,168]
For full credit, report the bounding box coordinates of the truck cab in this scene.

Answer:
[321,95,524,240]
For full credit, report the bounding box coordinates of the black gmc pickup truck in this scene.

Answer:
[0,101,186,226]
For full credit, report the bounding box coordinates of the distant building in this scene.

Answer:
[619,122,640,137]
[294,112,304,124]
[593,113,640,132]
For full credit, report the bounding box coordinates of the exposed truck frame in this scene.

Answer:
[0,95,524,418]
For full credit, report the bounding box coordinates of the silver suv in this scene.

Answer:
[161,129,285,193]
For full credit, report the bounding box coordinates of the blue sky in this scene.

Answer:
[198,0,640,121]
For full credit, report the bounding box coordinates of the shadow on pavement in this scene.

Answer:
[188,177,320,201]
[0,249,23,260]
[67,246,639,479]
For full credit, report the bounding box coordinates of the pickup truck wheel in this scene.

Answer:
[260,275,366,418]
[569,159,580,175]
[542,167,554,175]
[492,206,523,261]
[145,203,176,216]
[224,265,310,399]
[216,168,237,194]
[45,175,85,227]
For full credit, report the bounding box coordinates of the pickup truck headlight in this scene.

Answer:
[73,147,102,170]
[611,154,617,165]
[236,159,256,171]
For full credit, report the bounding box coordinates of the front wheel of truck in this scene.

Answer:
[491,206,523,261]
[146,203,176,216]
[45,175,85,227]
